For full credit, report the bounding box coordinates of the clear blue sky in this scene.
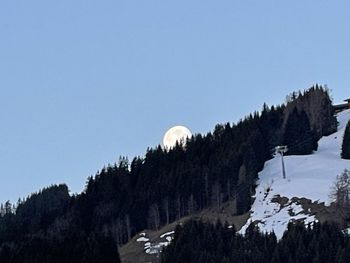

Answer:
[1,1,350,204]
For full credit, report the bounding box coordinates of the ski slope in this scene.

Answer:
[240,109,350,239]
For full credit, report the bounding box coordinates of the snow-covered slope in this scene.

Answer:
[240,109,350,239]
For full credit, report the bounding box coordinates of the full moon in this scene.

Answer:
[163,126,192,149]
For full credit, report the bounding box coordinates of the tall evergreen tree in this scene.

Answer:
[341,121,350,159]
[283,108,317,155]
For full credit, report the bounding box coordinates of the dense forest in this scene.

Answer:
[0,86,338,261]
[0,232,120,263]
[161,219,350,263]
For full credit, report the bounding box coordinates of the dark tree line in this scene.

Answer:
[0,185,121,263]
[161,220,350,263]
[0,86,336,261]
[0,233,120,263]
[284,85,337,138]
[0,185,70,244]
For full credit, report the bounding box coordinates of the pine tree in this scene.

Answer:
[283,108,317,155]
[341,121,350,159]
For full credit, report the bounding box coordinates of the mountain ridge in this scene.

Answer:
[0,85,342,262]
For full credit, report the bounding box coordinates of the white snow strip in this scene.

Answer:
[160,231,175,238]
[137,237,149,242]
[144,242,151,247]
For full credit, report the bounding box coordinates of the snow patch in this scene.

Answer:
[145,241,171,255]
[136,230,175,255]
[136,237,149,242]
[160,231,175,238]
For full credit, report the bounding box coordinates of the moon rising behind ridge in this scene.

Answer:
[163,126,192,149]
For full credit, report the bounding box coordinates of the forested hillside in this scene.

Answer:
[161,219,350,263]
[0,86,337,262]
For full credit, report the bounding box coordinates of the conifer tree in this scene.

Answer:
[341,120,350,159]
[283,108,317,155]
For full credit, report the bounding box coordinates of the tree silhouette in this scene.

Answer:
[341,121,350,159]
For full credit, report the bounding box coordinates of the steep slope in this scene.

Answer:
[240,109,350,238]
